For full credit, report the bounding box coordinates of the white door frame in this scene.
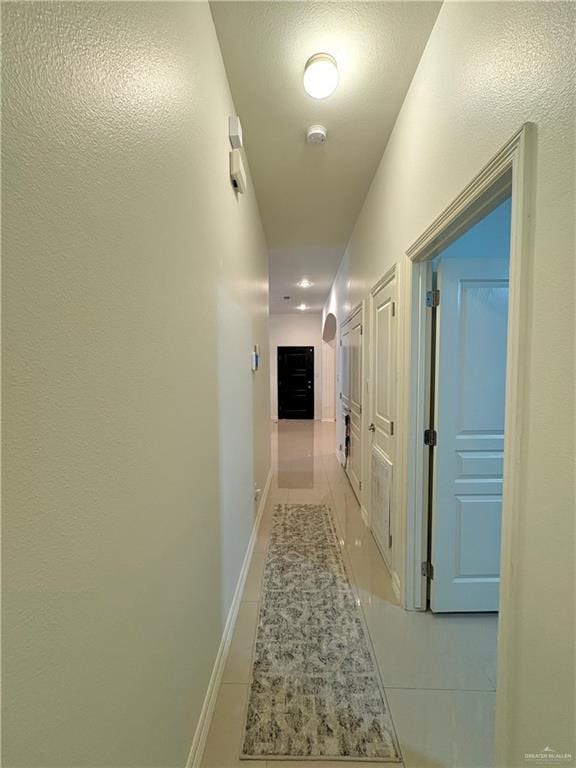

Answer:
[404,123,534,611]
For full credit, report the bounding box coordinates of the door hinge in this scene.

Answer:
[392,301,396,317]
[424,428,437,447]
[360,325,363,335]
[426,289,440,308]
[421,561,434,579]
[359,404,362,414]
[339,391,342,400]
[359,481,362,491]
[390,420,394,436]
[389,534,393,548]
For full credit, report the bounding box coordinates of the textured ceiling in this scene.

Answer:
[211,1,442,312]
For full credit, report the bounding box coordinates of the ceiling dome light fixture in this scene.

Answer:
[303,53,339,99]
[297,278,314,288]
[297,303,308,311]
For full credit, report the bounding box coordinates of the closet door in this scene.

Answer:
[430,255,508,612]
[369,275,397,567]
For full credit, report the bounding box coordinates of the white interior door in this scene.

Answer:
[341,309,363,500]
[369,275,396,567]
[431,255,509,612]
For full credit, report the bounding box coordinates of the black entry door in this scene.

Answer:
[277,346,314,419]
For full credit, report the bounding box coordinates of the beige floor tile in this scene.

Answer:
[242,551,266,602]
[271,763,395,767]
[362,599,497,691]
[344,529,400,607]
[267,486,292,505]
[201,683,262,768]
[276,464,317,489]
[254,508,274,554]
[222,602,259,684]
[261,504,274,521]
[386,688,495,768]
[203,421,498,768]
[288,485,333,505]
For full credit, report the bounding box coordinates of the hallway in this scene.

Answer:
[202,421,498,768]
[3,2,574,765]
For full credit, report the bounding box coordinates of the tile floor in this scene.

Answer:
[201,421,498,768]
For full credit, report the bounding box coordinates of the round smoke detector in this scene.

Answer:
[306,124,327,144]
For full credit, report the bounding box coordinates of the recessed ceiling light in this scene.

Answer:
[297,303,308,311]
[297,278,314,288]
[303,53,339,100]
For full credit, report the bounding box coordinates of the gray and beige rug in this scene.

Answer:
[241,503,401,761]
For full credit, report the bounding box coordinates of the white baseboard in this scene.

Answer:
[321,418,336,422]
[185,467,272,768]
[392,571,402,602]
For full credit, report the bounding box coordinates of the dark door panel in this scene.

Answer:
[278,346,314,419]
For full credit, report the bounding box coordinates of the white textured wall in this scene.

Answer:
[2,2,270,766]
[321,341,336,422]
[269,314,323,420]
[323,2,575,764]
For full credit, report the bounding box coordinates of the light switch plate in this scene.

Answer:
[228,115,243,149]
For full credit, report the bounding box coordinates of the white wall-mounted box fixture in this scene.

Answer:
[228,115,243,149]
[230,149,246,193]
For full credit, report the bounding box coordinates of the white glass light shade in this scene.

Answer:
[303,53,339,99]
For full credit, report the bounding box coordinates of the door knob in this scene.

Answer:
[368,423,375,432]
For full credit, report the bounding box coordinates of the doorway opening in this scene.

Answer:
[406,125,532,615]
[425,195,512,612]
[277,346,314,420]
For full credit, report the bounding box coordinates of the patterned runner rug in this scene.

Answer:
[241,503,401,761]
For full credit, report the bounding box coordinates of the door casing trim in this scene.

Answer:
[404,123,534,613]
[370,263,397,297]
[343,301,363,326]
